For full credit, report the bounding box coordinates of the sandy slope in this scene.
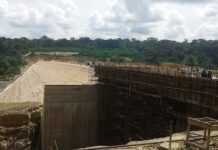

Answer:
[0,61,95,103]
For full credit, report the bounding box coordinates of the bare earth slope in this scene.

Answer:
[0,61,95,103]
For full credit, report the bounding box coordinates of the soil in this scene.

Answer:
[0,60,95,103]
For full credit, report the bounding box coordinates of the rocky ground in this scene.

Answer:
[0,102,41,150]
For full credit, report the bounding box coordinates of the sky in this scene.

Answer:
[0,0,218,41]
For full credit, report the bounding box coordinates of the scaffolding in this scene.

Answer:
[95,64,218,146]
[186,117,218,150]
[95,64,218,110]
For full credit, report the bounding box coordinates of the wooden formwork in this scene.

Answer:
[42,85,98,150]
[93,64,218,148]
[95,64,218,111]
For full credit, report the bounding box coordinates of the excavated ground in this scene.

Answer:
[0,102,42,150]
[0,60,95,103]
[0,60,95,149]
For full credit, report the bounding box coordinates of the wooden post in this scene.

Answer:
[204,128,207,141]
[54,140,59,150]
[185,122,191,147]
[169,121,173,150]
[169,132,172,150]
[206,128,211,150]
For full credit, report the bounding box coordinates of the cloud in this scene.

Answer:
[89,0,163,39]
[0,0,79,38]
[89,0,190,40]
[88,0,218,41]
[147,5,187,40]
[0,0,217,40]
[193,3,218,39]
[154,0,215,3]
[130,24,152,34]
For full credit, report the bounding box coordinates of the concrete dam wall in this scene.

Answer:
[43,85,98,150]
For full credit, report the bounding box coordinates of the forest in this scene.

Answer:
[0,38,24,79]
[1,36,218,78]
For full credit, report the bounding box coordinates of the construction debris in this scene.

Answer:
[0,103,41,150]
[0,113,29,127]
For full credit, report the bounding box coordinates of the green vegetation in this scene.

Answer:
[29,37,218,67]
[32,47,144,62]
[0,38,24,79]
[1,36,218,78]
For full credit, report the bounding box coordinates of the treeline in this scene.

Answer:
[1,36,218,77]
[18,36,218,66]
[0,38,24,78]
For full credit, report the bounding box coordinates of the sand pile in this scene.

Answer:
[0,61,95,103]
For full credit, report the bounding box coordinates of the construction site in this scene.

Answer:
[0,58,218,150]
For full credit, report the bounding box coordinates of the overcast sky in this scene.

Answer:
[0,0,218,41]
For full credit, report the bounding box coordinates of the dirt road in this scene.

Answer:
[0,61,95,103]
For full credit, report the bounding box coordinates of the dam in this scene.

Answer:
[42,63,218,149]
[1,61,218,149]
[95,64,218,146]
